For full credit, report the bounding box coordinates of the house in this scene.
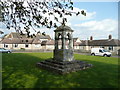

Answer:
[0,32,51,50]
[73,38,81,43]
[73,38,81,50]
[41,38,82,50]
[79,35,120,54]
[41,39,55,50]
[0,32,119,54]
[0,32,81,50]
[0,36,42,50]
[0,37,2,41]
[35,33,51,41]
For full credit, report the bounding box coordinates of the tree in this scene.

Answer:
[0,0,86,36]
[0,30,4,34]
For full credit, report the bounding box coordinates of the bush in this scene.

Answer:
[20,48,25,51]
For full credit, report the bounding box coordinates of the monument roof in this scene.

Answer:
[54,25,73,32]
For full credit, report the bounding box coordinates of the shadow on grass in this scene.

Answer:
[2,53,118,88]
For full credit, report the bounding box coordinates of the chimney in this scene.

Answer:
[90,36,93,40]
[108,35,112,39]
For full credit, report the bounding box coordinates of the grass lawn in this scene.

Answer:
[2,53,118,88]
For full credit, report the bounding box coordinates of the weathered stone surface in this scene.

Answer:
[54,49,74,62]
[36,25,92,74]
[54,25,73,32]
[36,59,92,74]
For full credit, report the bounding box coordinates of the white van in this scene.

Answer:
[91,48,111,57]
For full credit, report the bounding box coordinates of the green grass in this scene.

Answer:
[2,53,118,88]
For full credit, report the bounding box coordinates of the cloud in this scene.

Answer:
[73,19,118,39]
[72,0,119,2]
[0,6,96,37]
[74,19,117,32]
[37,7,96,26]
[64,7,96,25]
[1,5,117,40]
[73,7,96,20]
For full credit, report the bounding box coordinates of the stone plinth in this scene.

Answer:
[54,49,74,62]
[36,25,92,74]
[36,59,92,74]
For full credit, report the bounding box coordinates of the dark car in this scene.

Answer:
[0,48,12,53]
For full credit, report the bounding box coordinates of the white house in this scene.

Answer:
[79,35,120,54]
[0,32,51,50]
[0,32,119,54]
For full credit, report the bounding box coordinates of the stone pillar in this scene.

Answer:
[54,25,74,61]
[55,32,58,49]
[62,31,66,49]
[69,39,73,49]
[69,33,73,49]
[55,40,58,49]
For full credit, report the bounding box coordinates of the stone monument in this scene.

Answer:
[54,25,74,62]
[37,25,92,74]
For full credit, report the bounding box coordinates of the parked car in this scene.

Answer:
[0,48,12,53]
[91,48,111,57]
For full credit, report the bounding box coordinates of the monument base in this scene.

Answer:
[36,59,92,74]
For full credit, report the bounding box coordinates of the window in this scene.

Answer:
[4,44,5,47]
[109,46,113,51]
[34,44,40,48]
[26,40,28,42]
[14,44,18,48]
[100,46,104,48]
[99,50,103,53]
[4,44,8,48]
[25,44,29,48]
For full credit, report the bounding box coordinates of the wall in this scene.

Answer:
[0,44,42,50]
[31,44,42,50]
[79,45,120,55]
[0,44,13,50]
[45,45,54,50]
[73,45,80,50]
[40,39,49,42]
[1,43,119,54]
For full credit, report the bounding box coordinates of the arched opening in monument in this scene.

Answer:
[37,25,92,74]
[66,33,70,49]
[58,33,62,49]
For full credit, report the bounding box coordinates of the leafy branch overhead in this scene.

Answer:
[0,0,86,36]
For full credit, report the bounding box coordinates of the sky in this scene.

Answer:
[0,1,118,40]
[69,2,118,40]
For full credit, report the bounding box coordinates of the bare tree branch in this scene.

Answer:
[0,0,86,36]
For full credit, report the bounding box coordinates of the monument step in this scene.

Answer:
[36,59,92,74]
[40,60,89,69]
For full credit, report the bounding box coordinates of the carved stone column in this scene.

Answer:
[69,33,73,49]
[54,25,74,62]
[55,32,58,49]
[62,31,66,49]
[37,25,92,74]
